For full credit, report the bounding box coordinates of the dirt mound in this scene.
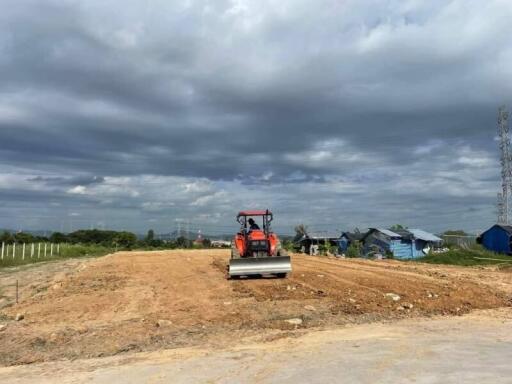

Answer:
[0,250,510,366]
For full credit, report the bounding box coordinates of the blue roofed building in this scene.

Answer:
[362,228,442,259]
[477,224,512,254]
[339,231,366,253]
[407,229,444,257]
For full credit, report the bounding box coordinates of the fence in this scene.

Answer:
[440,235,477,248]
[0,242,61,261]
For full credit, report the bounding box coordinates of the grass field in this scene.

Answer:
[418,245,512,266]
[3,242,511,269]
[0,244,112,269]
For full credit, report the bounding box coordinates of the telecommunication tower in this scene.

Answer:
[497,106,511,224]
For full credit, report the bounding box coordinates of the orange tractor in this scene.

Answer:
[228,210,292,278]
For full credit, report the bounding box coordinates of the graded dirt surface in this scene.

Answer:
[2,309,512,384]
[0,250,511,366]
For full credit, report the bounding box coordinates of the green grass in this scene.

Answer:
[0,244,113,269]
[417,245,512,266]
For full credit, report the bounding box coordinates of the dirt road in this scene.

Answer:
[1,309,511,383]
[0,250,510,366]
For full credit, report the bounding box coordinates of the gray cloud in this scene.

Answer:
[1,0,511,234]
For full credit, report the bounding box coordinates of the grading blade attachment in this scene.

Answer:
[229,256,291,277]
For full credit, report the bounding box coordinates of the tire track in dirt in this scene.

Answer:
[295,262,449,300]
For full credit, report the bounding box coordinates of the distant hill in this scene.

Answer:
[155,230,232,241]
[0,229,53,237]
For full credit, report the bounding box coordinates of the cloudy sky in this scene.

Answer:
[1,0,512,235]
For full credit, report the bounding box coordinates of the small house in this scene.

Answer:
[362,228,407,258]
[339,231,366,253]
[362,228,442,259]
[211,240,231,248]
[477,224,512,254]
[406,229,444,256]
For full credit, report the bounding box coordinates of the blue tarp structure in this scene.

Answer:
[477,224,512,254]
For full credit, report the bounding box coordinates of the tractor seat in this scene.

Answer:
[247,229,266,240]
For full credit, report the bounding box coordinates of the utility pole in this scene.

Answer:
[497,106,511,224]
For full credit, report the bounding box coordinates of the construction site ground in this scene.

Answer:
[0,249,511,368]
[2,309,512,384]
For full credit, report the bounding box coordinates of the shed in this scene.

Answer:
[339,231,366,252]
[297,232,341,255]
[407,228,443,256]
[362,228,411,259]
[362,228,442,259]
[477,224,512,254]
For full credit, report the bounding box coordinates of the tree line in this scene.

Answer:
[0,229,212,250]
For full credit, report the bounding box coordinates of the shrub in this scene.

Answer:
[319,242,338,255]
[345,241,361,258]
[282,240,296,252]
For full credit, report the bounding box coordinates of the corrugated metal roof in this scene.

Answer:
[392,229,414,240]
[306,232,340,239]
[408,229,442,242]
[374,228,402,238]
[341,232,366,241]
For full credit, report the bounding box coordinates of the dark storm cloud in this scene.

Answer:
[0,0,511,232]
[28,176,105,187]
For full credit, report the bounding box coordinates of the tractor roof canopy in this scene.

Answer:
[237,210,272,217]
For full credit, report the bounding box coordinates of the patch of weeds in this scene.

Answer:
[417,245,512,266]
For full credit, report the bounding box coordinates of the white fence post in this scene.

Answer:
[31,243,34,258]
[22,243,25,260]
[12,243,16,259]
[38,243,41,259]
[44,243,47,258]
[1,242,4,260]
[50,243,53,257]
[57,243,60,255]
